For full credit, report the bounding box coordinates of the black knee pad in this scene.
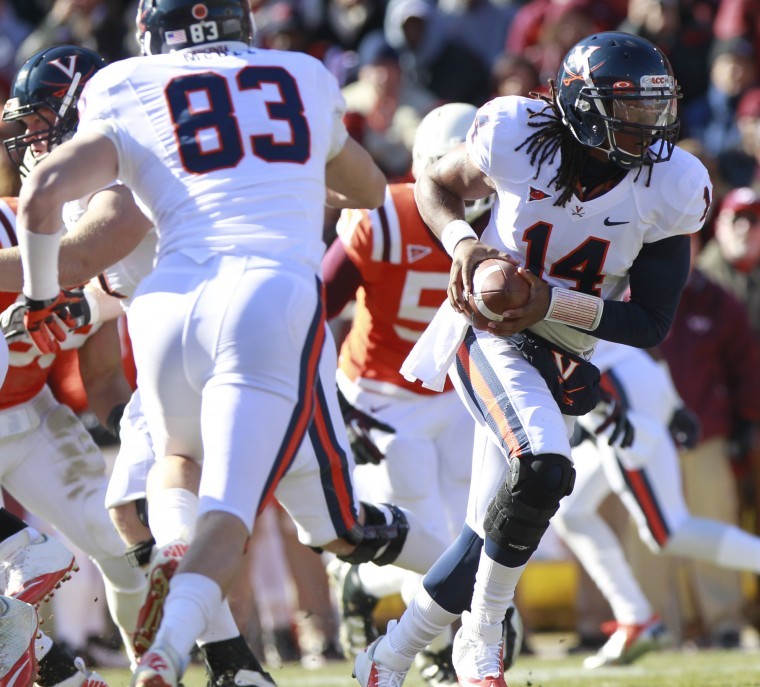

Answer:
[484,453,575,563]
[337,502,409,566]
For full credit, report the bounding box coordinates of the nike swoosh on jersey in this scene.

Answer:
[603,217,629,226]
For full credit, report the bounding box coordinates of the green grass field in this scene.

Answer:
[98,644,760,687]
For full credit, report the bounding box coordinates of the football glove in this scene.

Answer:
[0,301,28,343]
[594,389,635,449]
[22,289,89,354]
[668,405,701,450]
[336,387,396,465]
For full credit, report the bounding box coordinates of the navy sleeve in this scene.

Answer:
[322,237,363,320]
[592,234,691,348]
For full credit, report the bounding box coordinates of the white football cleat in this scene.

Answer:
[0,528,77,606]
[354,620,409,687]
[0,594,39,687]
[73,657,108,687]
[583,615,671,669]
[452,611,508,687]
[133,540,188,657]
[132,645,186,687]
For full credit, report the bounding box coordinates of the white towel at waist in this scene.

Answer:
[400,300,469,392]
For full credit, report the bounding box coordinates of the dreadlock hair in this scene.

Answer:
[515,80,652,207]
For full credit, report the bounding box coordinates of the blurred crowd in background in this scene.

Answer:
[4,0,760,671]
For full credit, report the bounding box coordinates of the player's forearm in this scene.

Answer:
[0,241,108,295]
[18,163,68,298]
[414,173,467,239]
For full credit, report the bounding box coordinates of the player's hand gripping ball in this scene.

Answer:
[467,258,530,330]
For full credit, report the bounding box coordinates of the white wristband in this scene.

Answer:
[441,220,477,258]
[18,228,63,301]
[544,287,604,330]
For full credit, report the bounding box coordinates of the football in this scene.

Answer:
[468,258,530,329]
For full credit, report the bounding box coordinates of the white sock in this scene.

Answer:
[197,599,241,645]
[149,489,198,546]
[425,626,453,653]
[154,572,223,658]
[470,551,525,629]
[384,587,458,663]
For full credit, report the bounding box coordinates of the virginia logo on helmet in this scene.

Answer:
[561,45,605,86]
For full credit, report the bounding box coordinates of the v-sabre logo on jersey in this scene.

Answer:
[528,186,551,202]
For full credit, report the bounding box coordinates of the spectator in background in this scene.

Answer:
[649,232,760,649]
[698,188,760,335]
[0,1,30,95]
[256,1,313,53]
[520,1,598,84]
[505,0,624,66]
[697,188,760,550]
[6,0,46,25]
[16,0,133,65]
[316,0,388,52]
[682,37,758,158]
[384,0,491,105]
[714,0,760,77]
[342,30,436,180]
[618,0,714,107]
[715,87,760,189]
[489,54,543,99]
[436,0,518,73]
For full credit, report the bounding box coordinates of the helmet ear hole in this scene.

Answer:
[578,111,607,147]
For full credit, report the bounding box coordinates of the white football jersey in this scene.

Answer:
[467,96,712,354]
[75,42,348,272]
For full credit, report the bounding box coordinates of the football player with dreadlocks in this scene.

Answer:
[324,103,521,686]
[353,31,712,687]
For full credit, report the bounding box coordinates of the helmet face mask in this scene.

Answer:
[2,45,106,177]
[136,0,254,56]
[556,32,681,170]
